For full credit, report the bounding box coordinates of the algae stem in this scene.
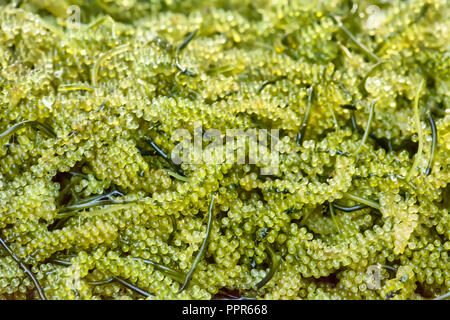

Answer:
[175,29,198,77]
[333,16,381,63]
[356,99,378,154]
[0,237,47,300]
[333,203,368,212]
[0,120,56,140]
[345,193,381,211]
[256,245,282,290]
[425,111,436,176]
[178,195,215,293]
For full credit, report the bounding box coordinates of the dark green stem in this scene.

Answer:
[178,195,215,293]
[113,276,154,297]
[175,29,198,77]
[360,60,388,97]
[143,136,186,177]
[333,203,368,212]
[48,259,154,297]
[256,245,282,290]
[0,120,56,141]
[425,112,436,176]
[433,291,450,301]
[258,76,287,93]
[135,257,186,284]
[356,99,378,154]
[329,202,342,235]
[0,236,47,300]
[168,215,178,244]
[332,16,381,63]
[345,193,381,211]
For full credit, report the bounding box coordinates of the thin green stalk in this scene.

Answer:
[425,111,436,176]
[256,245,282,290]
[48,259,154,297]
[345,193,381,211]
[135,258,186,284]
[178,195,215,293]
[333,203,368,212]
[58,83,96,92]
[143,137,186,177]
[356,99,378,154]
[433,291,450,300]
[87,15,113,30]
[74,190,124,205]
[333,16,381,63]
[315,149,351,157]
[340,105,358,131]
[258,76,287,93]
[0,236,47,300]
[350,110,358,131]
[68,172,89,178]
[379,264,397,272]
[328,103,339,130]
[167,170,189,182]
[58,189,128,215]
[57,203,135,220]
[0,120,56,140]
[113,276,154,297]
[329,202,342,235]
[47,258,72,267]
[214,289,256,300]
[360,60,388,97]
[175,29,198,77]
[59,198,134,213]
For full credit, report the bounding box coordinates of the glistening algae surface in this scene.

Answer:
[0,0,449,300]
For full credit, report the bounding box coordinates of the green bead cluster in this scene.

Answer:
[0,0,449,300]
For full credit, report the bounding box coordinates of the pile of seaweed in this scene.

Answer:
[0,0,448,300]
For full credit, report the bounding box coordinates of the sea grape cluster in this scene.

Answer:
[0,0,449,300]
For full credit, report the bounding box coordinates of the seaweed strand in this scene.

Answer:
[175,29,198,77]
[178,195,215,293]
[425,111,436,176]
[356,99,378,154]
[0,236,47,300]
[0,120,56,141]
